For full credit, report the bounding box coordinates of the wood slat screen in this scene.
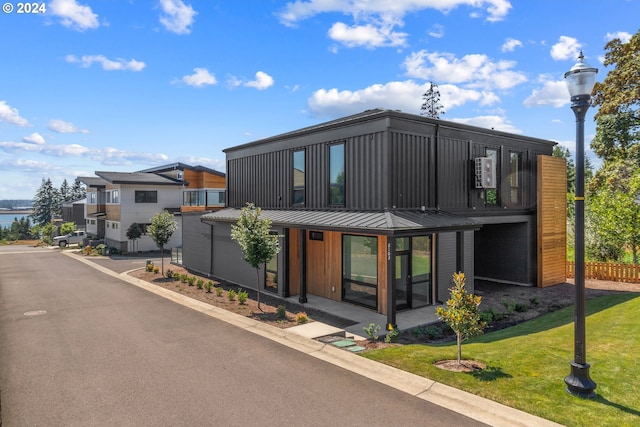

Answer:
[537,155,567,287]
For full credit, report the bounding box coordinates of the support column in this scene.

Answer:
[299,229,307,304]
[456,231,464,273]
[386,236,396,329]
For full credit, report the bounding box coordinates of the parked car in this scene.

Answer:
[53,230,87,247]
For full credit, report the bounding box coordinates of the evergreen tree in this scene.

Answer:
[71,178,86,201]
[31,178,62,226]
[60,179,71,202]
[420,82,445,119]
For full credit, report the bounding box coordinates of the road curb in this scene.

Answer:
[64,251,562,427]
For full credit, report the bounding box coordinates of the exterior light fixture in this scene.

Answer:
[563,51,598,398]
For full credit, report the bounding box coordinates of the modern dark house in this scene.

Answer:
[184,109,565,326]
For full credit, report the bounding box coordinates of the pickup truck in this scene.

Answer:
[53,230,87,247]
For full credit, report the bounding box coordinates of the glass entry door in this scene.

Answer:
[395,236,432,311]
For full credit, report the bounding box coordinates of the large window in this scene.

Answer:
[106,190,119,204]
[89,192,96,204]
[292,150,305,205]
[509,152,522,206]
[342,235,377,310]
[206,189,225,206]
[485,148,499,206]
[135,190,157,203]
[183,190,205,206]
[329,143,345,206]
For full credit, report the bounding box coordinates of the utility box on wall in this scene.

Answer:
[475,157,496,189]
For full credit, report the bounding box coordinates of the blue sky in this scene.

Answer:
[0,0,637,200]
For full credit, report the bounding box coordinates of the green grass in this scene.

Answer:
[363,293,640,426]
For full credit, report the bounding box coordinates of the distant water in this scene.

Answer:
[0,212,30,228]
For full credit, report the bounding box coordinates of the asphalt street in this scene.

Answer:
[0,247,488,426]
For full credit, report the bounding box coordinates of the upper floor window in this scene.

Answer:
[509,152,522,206]
[292,149,305,205]
[485,148,499,206]
[329,143,345,206]
[135,190,157,203]
[89,192,96,204]
[106,190,119,204]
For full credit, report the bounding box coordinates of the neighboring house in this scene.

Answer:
[61,197,86,230]
[79,163,226,253]
[185,109,566,327]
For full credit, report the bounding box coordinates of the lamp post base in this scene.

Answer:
[565,361,597,398]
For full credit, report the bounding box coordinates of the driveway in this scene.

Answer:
[0,247,489,426]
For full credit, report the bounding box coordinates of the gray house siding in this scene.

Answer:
[182,212,213,277]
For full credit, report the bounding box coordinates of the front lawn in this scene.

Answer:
[363,293,640,426]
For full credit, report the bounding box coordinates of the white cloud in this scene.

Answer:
[328,21,407,48]
[49,0,99,31]
[159,0,197,35]
[66,54,146,71]
[177,68,217,87]
[606,31,632,43]
[307,80,491,118]
[450,115,521,133]
[22,133,45,145]
[501,37,522,52]
[403,50,527,90]
[278,0,510,49]
[48,119,89,134]
[523,78,568,108]
[278,0,512,26]
[428,24,444,38]
[0,140,169,166]
[550,36,581,61]
[0,101,30,127]
[244,71,274,90]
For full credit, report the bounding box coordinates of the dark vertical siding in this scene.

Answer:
[307,141,327,208]
[436,233,456,303]
[437,137,470,209]
[390,131,430,209]
[346,131,386,210]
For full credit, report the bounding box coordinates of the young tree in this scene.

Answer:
[420,82,446,119]
[436,272,486,365]
[126,223,142,252]
[230,203,280,311]
[147,211,177,275]
[59,221,77,236]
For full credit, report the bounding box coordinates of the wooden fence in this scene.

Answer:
[567,261,640,283]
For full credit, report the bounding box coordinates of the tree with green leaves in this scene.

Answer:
[436,272,486,365]
[592,29,639,163]
[420,82,445,119]
[126,223,142,252]
[147,211,177,275]
[59,221,77,236]
[230,203,280,311]
[31,178,62,226]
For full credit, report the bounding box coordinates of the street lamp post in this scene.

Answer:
[563,51,598,398]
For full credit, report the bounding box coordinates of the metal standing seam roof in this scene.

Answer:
[201,208,482,234]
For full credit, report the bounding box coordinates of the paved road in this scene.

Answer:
[0,247,488,426]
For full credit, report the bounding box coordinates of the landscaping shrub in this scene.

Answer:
[204,281,213,293]
[237,289,248,304]
[295,312,309,324]
[363,323,381,342]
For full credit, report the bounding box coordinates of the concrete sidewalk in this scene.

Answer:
[65,251,562,427]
